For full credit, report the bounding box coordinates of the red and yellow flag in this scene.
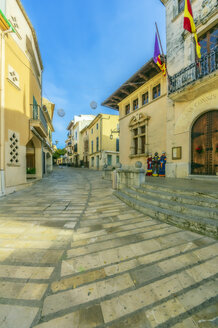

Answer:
[184,0,201,58]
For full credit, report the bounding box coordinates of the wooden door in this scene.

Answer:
[191,111,218,175]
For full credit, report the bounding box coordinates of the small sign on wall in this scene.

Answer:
[172,146,182,160]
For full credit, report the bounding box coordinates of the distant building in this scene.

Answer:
[87,114,120,170]
[66,115,95,166]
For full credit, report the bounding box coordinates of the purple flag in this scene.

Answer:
[153,33,166,76]
[153,33,160,64]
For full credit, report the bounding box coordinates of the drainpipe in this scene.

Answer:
[0,28,12,196]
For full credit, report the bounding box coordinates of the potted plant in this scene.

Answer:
[195,146,203,154]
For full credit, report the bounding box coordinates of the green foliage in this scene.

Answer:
[53,148,67,159]
[27,168,36,174]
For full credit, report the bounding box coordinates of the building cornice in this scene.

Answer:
[16,0,43,70]
[101,58,162,110]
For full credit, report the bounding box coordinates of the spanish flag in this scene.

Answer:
[153,33,166,76]
[184,0,201,58]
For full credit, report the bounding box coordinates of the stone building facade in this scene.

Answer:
[103,0,217,178]
[102,60,167,170]
[162,0,217,178]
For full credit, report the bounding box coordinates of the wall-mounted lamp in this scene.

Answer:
[110,126,120,140]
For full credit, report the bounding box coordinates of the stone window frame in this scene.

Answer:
[178,0,185,14]
[153,84,161,100]
[96,137,99,152]
[133,98,139,111]
[125,104,130,115]
[129,113,150,157]
[142,91,149,106]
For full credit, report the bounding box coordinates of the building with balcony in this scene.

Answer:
[87,114,120,170]
[102,60,167,169]
[66,115,95,166]
[161,0,218,178]
[0,0,55,195]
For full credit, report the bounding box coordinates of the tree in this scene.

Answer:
[53,148,67,160]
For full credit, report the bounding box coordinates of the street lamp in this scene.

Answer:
[110,126,120,139]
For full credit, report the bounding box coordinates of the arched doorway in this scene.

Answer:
[26,140,36,174]
[191,110,218,175]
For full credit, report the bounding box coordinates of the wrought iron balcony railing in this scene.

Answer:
[169,46,218,94]
[32,105,48,132]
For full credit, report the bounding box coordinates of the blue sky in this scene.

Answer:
[22,0,166,148]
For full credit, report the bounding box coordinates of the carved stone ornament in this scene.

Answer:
[129,113,150,127]
[196,0,217,25]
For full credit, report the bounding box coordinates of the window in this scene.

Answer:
[153,84,161,99]
[96,137,99,152]
[140,136,145,154]
[133,128,138,136]
[142,92,149,105]
[178,0,185,13]
[134,138,138,155]
[199,25,218,56]
[96,123,98,130]
[91,141,93,153]
[107,154,112,166]
[133,99,138,110]
[125,104,130,115]
[116,138,119,152]
[116,155,119,164]
[91,157,94,167]
[132,125,146,155]
[91,128,93,134]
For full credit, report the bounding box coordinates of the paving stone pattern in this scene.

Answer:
[0,167,217,328]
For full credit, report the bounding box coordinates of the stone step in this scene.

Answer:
[114,190,218,238]
[131,185,218,210]
[123,188,218,221]
[141,182,218,200]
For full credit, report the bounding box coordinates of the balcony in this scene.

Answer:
[30,105,48,138]
[169,47,218,101]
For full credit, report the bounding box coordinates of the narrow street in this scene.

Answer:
[0,168,217,328]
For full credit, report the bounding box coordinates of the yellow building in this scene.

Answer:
[0,0,54,195]
[87,114,120,170]
[102,60,167,169]
[81,125,90,168]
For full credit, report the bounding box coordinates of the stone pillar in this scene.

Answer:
[116,161,145,189]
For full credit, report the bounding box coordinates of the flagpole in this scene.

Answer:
[155,22,164,56]
[155,22,171,86]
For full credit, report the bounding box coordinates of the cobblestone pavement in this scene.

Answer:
[0,167,217,328]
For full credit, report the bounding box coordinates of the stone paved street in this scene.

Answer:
[0,168,217,328]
